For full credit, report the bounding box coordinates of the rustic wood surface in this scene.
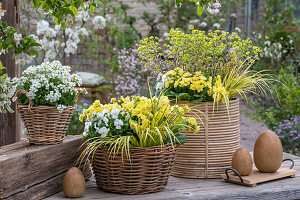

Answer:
[0,0,21,146]
[0,136,91,200]
[222,167,298,187]
[47,152,300,200]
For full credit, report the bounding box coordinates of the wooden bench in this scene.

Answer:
[0,136,91,200]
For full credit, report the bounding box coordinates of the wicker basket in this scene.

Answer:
[171,99,240,178]
[92,144,176,194]
[15,90,77,145]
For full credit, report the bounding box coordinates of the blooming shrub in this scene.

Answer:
[274,116,300,155]
[79,95,198,149]
[0,74,16,113]
[14,61,85,112]
[138,28,261,74]
[115,45,151,97]
[140,27,272,107]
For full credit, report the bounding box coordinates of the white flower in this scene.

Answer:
[213,23,220,29]
[110,108,120,119]
[0,11,5,19]
[0,49,5,55]
[163,32,169,38]
[189,19,200,24]
[102,117,109,125]
[264,41,271,46]
[92,16,106,29]
[13,33,22,46]
[156,82,164,91]
[98,127,109,137]
[57,104,66,113]
[213,2,222,9]
[200,22,207,27]
[162,74,169,82]
[114,119,124,129]
[234,27,241,33]
[75,7,90,22]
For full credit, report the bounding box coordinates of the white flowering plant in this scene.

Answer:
[18,8,107,64]
[14,61,85,112]
[115,44,151,97]
[0,64,16,113]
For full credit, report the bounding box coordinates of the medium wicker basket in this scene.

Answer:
[15,90,77,145]
[92,144,176,194]
[171,99,240,179]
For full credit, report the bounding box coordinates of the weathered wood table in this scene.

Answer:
[47,153,300,200]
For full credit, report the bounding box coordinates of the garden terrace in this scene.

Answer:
[48,152,300,200]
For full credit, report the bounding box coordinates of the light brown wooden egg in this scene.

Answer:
[254,130,283,173]
[63,167,85,198]
[232,147,253,176]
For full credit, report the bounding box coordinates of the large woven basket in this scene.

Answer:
[15,90,77,145]
[171,99,240,178]
[92,144,176,194]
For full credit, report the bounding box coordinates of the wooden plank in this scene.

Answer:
[0,0,21,146]
[221,168,298,187]
[0,136,91,200]
[0,141,29,154]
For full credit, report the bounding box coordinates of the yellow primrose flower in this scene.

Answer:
[93,100,101,107]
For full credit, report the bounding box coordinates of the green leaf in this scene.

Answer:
[61,22,67,30]
[5,103,14,113]
[178,93,190,100]
[54,16,60,24]
[175,134,186,145]
[190,98,203,103]
[197,5,203,16]
[69,6,78,15]
[89,5,95,12]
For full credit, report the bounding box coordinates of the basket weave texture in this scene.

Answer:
[171,99,240,179]
[92,144,176,194]
[16,90,76,145]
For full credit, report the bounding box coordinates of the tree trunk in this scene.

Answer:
[0,0,20,146]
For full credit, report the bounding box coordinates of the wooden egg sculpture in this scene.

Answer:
[232,147,253,176]
[254,130,283,173]
[63,167,86,198]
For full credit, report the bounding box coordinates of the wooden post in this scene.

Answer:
[0,0,20,146]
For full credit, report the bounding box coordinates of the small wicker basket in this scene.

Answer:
[92,144,176,194]
[171,99,240,179]
[15,90,77,145]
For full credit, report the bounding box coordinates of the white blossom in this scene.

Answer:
[14,61,82,111]
[92,16,106,29]
[0,11,5,19]
[213,23,221,29]
[200,22,207,27]
[13,33,22,46]
[234,27,241,33]
[114,119,124,129]
[98,127,109,137]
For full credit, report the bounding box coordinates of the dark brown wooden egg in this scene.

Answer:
[254,130,283,173]
[63,167,85,198]
[232,147,253,176]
